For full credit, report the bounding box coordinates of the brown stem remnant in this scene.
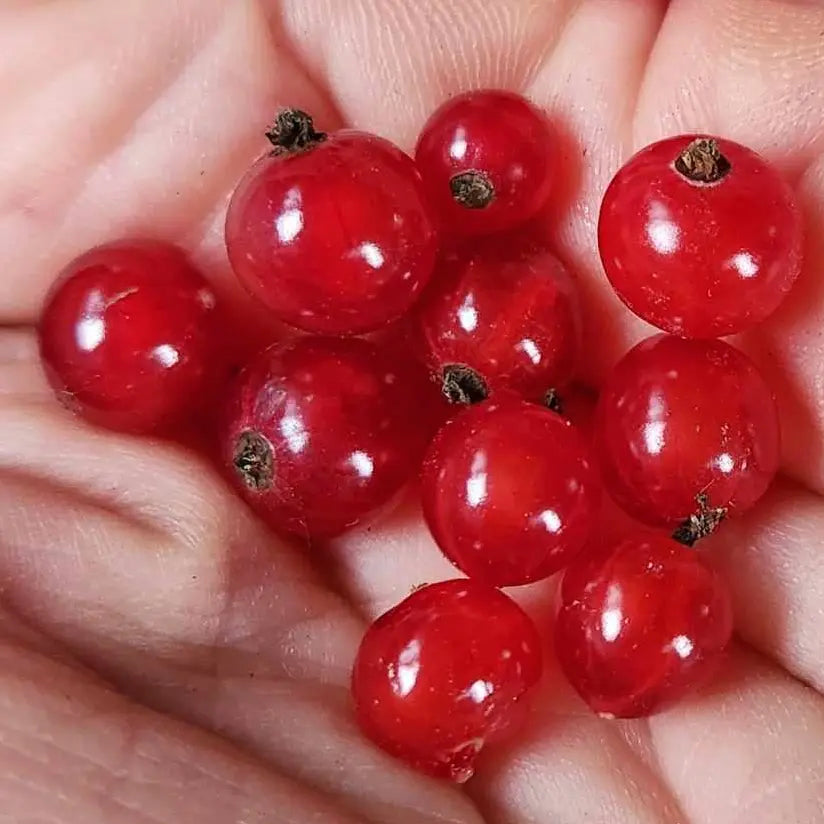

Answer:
[450,171,495,209]
[674,138,731,184]
[233,430,274,491]
[671,492,727,547]
[543,389,564,415]
[441,364,489,405]
[265,109,327,153]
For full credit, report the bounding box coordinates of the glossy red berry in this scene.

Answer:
[555,533,733,718]
[415,90,557,236]
[598,135,803,337]
[419,240,580,405]
[352,579,542,781]
[226,110,437,336]
[38,240,223,434]
[421,397,599,587]
[595,335,780,539]
[222,336,434,539]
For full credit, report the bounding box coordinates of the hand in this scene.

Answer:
[1,1,823,822]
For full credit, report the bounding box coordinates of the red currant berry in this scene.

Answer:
[226,110,437,336]
[419,240,580,405]
[421,397,599,587]
[415,90,557,236]
[352,579,542,781]
[222,336,433,539]
[595,335,780,541]
[555,533,733,718]
[598,135,803,338]
[38,240,223,434]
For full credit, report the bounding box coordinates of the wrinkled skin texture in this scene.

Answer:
[2,2,824,822]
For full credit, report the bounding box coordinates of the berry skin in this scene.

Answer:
[419,240,580,405]
[555,533,733,718]
[38,240,223,434]
[598,135,803,338]
[222,336,433,540]
[595,335,780,537]
[415,90,557,236]
[352,579,542,781]
[421,397,600,587]
[226,110,437,336]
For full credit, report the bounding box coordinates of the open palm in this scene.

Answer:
[1,1,823,821]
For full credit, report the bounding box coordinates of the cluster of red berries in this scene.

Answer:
[37,89,802,783]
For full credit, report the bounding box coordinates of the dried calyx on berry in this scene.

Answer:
[233,430,274,491]
[441,364,489,404]
[671,492,728,547]
[450,171,495,209]
[543,388,563,414]
[674,137,731,184]
[265,108,327,154]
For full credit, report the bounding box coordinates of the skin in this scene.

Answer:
[1,0,823,821]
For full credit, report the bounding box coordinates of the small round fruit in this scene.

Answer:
[226,110,437,336]
[415,90,557,235]
[352,579,542,781]
[419,240,580,405]
[598,134,803,337]
[555,533,733,718]
[38,240,223,434]
[595,335,780,535]
[422,397,599,586]
[222,336,432,539]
